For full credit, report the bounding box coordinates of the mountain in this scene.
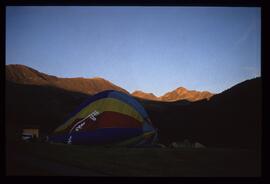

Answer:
[160,87,213,102]
[5,64,129,95]
[5,64,261,150]
[131,90,160,101]
[132,87,214,102]
[6,64,213,102]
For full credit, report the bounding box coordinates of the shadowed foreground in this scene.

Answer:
[6,142,260,176]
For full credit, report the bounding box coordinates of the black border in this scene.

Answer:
[2,0,266,183]
[2,0,263,6]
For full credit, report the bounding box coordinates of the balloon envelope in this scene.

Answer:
[49,90,158,146]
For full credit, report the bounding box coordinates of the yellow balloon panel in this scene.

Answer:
[54,98,144,133]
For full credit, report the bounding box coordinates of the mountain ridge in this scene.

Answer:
[5,64,129,95]
[132,87,214,102]
[6,64,213,102]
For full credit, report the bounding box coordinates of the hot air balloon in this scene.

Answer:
[49,90,158,146]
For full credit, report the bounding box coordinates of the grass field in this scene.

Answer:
[6,141,260,176]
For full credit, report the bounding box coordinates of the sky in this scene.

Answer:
[6,6,261,96]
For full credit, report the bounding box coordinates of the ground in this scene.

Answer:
[6,141,260,176]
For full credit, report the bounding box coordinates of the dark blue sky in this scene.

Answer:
[6,6,261,96]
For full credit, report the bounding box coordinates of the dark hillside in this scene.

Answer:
[6,81,89,134]
[141,78,261,150]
